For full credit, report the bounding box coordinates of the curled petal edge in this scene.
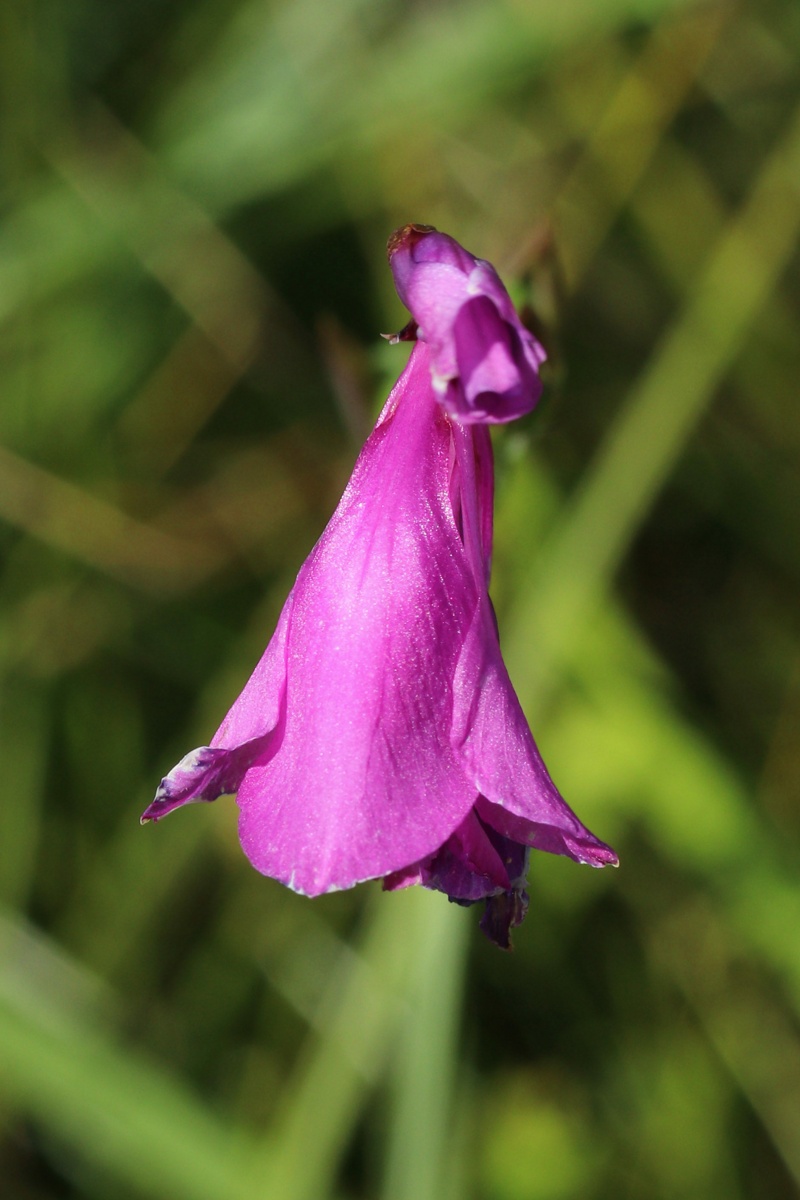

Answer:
[140,734,275,823]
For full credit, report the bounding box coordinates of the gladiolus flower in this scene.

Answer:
[142,225,616,948]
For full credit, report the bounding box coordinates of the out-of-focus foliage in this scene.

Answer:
[1,0,799,1196]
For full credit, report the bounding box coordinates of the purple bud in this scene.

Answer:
[387,225,546,424]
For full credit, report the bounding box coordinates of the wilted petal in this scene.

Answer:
[482,821,529,887]
[480,887,529,950]
[384,808,532,948]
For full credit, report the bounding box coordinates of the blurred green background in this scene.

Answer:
[1,0,799,1196]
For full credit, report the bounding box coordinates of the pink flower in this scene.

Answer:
[142,227,616,947]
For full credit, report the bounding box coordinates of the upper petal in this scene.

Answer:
[443,295,543,424]
[389,226,477,311]
[387,225,547,424]
[451,600,617,867]
[449,425,617,869]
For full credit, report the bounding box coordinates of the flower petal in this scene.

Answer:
[425,808,512,900]
[141,738,273,822]
[141,599,294,822]
[444,295,543,424]
[477,796,617,866]
[449,426,617,869]
[452,605,617,867]
[388,225,547,424]
[237,345,481,896]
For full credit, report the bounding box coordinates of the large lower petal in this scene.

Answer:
[237,345,482,896]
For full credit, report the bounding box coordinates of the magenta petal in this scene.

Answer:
[392,229,477,290]
[446,425,615,869]
[477,797,618,867]
[455,297,521,396]
[472,422,495,583]
[236,344,480,896]
[426,808,511,899]
[142,591,294,823]
[447,295,543,424]
[209,600,292,750]
[141,737,274,822]
[384,807,512,902]
[388,225,547,424]
[452,601,617,868]
[382,862,424,892]
[389,229,477,320]
[145,344,485,894]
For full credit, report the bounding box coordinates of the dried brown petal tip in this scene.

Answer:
[387,223,437,259]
